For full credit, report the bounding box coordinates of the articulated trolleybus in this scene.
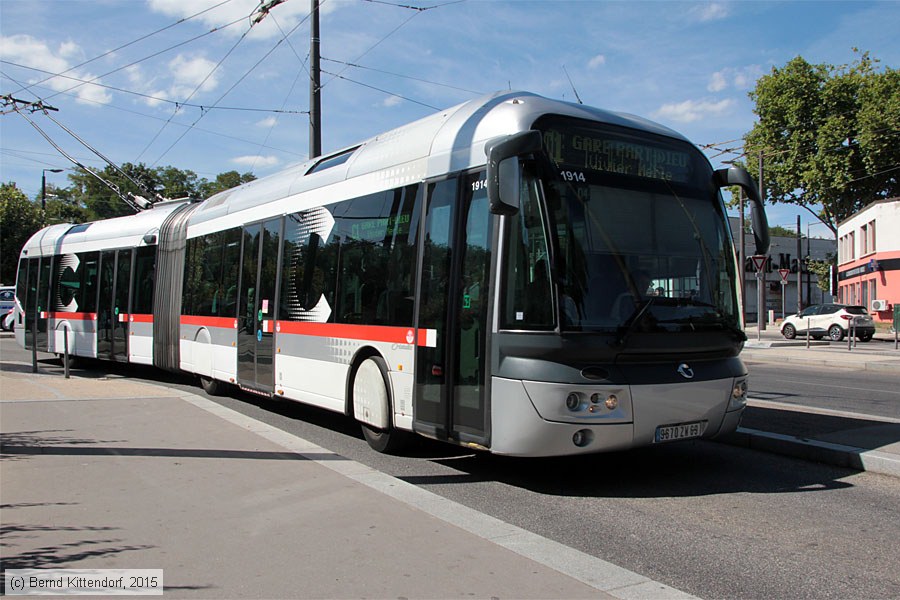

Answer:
[15,91,769,456]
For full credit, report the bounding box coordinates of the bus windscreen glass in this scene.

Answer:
[535,117,739,335]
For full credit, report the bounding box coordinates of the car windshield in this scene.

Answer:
[535,117,740,334]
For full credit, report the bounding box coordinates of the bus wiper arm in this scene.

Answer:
[613,297,656,348]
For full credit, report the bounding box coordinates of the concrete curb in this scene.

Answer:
[176,387,698,600]
[719,427,900,479]
[740,350,900,372]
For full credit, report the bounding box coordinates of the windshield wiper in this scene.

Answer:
[613,296,656,348]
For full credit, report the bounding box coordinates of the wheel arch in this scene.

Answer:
[344,345,389,417]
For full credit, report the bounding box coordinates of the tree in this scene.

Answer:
[745,52,900,234]
[0,183,41,284]
[67,162,162,220]
[806,255,836,293]
[198,170,256,198]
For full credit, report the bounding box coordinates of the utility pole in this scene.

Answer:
[758,151,766,330]
[309,0,322,159]
[796,215,802,314]
[739,189,746,325]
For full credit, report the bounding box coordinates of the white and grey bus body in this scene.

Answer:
[15,91,766,456]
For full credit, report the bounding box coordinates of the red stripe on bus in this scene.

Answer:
[47,312,96,321]
[180,315,238,329]
[129,313,153,323]
[276,321,427,346]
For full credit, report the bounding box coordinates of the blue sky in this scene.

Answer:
[2,0,898,236]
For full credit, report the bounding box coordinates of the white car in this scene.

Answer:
[1,308,14,331]
[781,303,875,342]
[0,287,15,331]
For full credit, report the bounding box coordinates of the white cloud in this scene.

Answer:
[691,2,729,23]
[707,66,764,92]
[123,54,221,107]
[382,95,402,108]
[0,34,112,104]
[256,116,278,128]
[169,54,220,95]
[588,54,606,69]
[147,0,333,40]
[707,70,728,92]
[231,155,280,167]
[653,98,735,123]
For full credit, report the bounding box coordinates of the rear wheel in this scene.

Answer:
[199,376,225,396]
[353,356,407,454]
[828,324,844,342]
[57,353,79,370]
[782,323,796,339]
[858,332,873,342]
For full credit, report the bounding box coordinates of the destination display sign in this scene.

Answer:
[541,126,696,184]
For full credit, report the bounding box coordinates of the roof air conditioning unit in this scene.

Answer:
[871,299,889,312]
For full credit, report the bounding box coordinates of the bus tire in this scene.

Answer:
[57,353,79,370]
[199,375,224,396]
[352,355,407,454]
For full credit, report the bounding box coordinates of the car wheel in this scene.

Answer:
[858,332,873,342]
[828,324,844,341]
[782,323,796,339]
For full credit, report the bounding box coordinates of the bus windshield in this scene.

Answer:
[534,117,740,335]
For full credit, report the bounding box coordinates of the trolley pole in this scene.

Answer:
[309,0,322,159]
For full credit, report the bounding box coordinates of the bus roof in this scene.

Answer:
[187,91,688,229]
[20,200,190,258]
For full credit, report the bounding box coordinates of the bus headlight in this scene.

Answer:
[730,379,748,410]
[566,393,582,411]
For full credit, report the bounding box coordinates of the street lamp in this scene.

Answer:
[41,168,64,211]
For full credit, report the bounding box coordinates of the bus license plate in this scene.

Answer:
[655,421,706,443]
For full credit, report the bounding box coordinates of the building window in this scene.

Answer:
[860,224,868,255]
[869,220,876,254]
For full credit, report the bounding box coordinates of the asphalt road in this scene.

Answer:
[745,361,900,419]
[4,337,900,600]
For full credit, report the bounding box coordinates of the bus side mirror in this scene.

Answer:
[714,166,770,256]
[485,130,542,215]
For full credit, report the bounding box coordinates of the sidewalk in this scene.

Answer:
[727,324,900,478]
[741,324,900,372]
[0,361,687,599]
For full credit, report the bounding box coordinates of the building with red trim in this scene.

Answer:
[836,198,899,324]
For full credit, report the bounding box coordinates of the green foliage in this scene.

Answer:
[806,256,836,293]
[769,225,797,238]
[0,182,41,284]
[198,170,257,198]
[61,165,258,221]
[745,51,900,233]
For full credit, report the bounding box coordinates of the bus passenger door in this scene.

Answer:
[97,249,131,361]
[236,219,281,393]
[414,174,493,446]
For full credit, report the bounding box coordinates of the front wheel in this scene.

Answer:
[353,356,408,454]
[828,325,845,342]
[782,324,796,339]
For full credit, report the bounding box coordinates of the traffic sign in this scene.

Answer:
[778,268,791,284]
[751,255,768,272]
